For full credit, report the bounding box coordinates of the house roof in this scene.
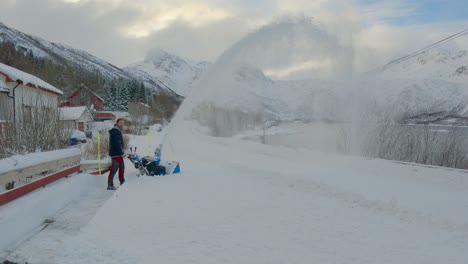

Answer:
[59,106,90,121]
[137,102,150,108]
[69,86,104,102]
[90,90,104,102]
[0,63,63,95]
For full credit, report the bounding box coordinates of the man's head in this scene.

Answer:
[115,118,125,129]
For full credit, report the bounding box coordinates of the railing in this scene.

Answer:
[0,155,81,187]
[80,159,112,175]
[0,149,111,206]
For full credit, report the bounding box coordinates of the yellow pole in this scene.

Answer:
[148,127,152,156]
[168,138,174,161]
[97,132,101,175]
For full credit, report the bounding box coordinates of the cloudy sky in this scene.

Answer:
[0,0,467,71]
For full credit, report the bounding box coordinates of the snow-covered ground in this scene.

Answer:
[2,121,467,263]
[0,173,110,259]
[2,16,468,263]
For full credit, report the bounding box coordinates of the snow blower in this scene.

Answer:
[128,146,181,177]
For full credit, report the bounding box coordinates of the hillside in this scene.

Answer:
[0,22,182,113]
[125,48,211,97]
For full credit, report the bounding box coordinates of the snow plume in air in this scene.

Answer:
[174,15,358,138]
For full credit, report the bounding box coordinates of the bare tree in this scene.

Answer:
[192,102,264,137]
[0,92,69,157]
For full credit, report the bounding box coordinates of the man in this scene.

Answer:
[108,118,126,190]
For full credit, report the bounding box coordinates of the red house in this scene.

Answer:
[61,84,104,111]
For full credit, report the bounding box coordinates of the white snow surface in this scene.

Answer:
[2,18,468,263]
[0,63,63,95]
[71,130,86,140]
[0,173,112,260]
[0,148,81,175]
[4,122,467,263]
[59,106,88,121]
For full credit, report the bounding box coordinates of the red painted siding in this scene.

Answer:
[78,122,84,131]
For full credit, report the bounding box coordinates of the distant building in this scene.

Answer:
[128,102,152,133]
[128,102,150,116]
[61,84,104,111]
[58,106,94,132]
[0,63,63,136]
[94,111,130,122]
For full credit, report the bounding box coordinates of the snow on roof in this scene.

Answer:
[0,63,63,95]
[59,106,88,121]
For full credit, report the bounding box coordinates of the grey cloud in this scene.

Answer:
[0,0,148,66]
[145,16,254,62]
[0,0,466,71]
[0,0,254,66]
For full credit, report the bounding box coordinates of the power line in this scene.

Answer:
[365,27,468,74]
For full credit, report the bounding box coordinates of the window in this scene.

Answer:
[22,104,32,121]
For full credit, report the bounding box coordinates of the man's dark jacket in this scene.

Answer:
[109,125,124,157]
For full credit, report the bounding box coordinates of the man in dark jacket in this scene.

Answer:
[107,118,126,190]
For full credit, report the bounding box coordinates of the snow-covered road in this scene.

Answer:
[3,123,468,263]
[0,173,112,261]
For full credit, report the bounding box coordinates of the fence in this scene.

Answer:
[0,150,111,206]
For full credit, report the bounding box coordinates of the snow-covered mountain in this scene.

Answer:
[125,48,211,97]
[0,22,181,97]
[188,58,468,125]
[0,22,130,80]
[377,46,468,83]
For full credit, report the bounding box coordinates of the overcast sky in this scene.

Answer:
[0,0,467,70]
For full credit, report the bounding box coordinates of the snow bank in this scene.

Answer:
[71,130,86,141]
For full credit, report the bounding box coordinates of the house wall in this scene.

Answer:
[128,102,150,116]
[94,98,103,111]
[61,111,94,132]
[12,84,59,122]
[62,120,77,130]
[94,112,116,121]
[0,92,14,122]
[0,92,14,145]
[78,111,93,131]
[68,93,83,107]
